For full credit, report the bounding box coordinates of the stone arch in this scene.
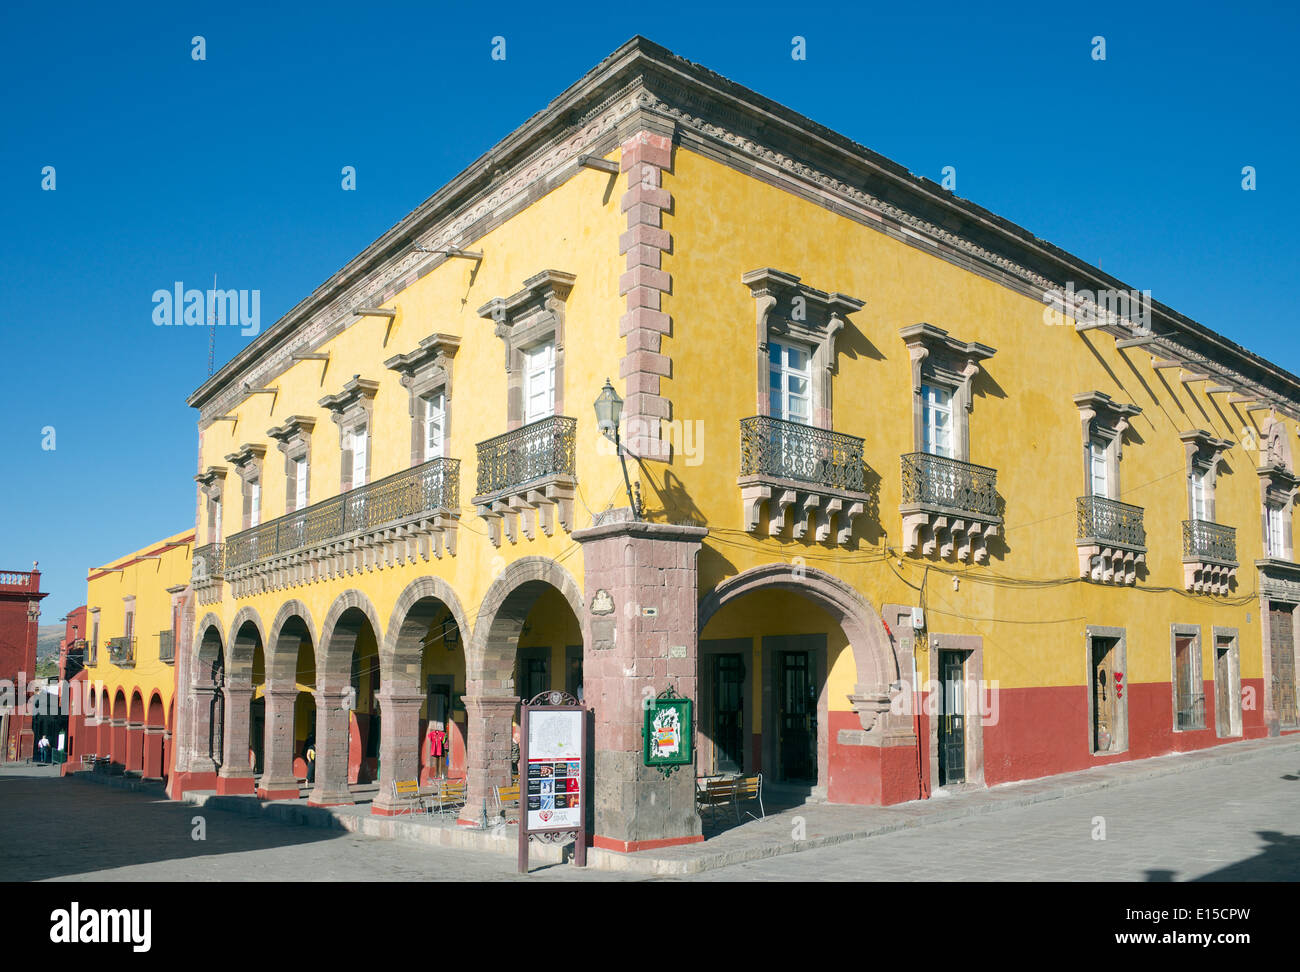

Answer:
[112,689,127,720]
[147,692,165,728]
[699,563,901,694]
[267,600,318,685]
[227,606,267,685]
[317,590,384,682]
[381,576,472,686]
[128,689,145,725]
[466,557,583,692]
[194,613,225,686]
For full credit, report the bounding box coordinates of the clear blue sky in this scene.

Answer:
[1,0,1296,622]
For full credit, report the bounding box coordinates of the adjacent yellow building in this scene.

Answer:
[160,38,1300,852]
[80,530,192,780]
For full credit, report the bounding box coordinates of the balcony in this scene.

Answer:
[739,416,869,546]
[158,630,175,665]
[107,636,135,668]
[223,457,460,598]
[472,416,577,547]
[900,453,1001,563]
[192,543,225,605]
[1076,495,1146,585]
[1182,519,1237,595]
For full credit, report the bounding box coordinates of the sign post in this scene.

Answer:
[518,690,588,874]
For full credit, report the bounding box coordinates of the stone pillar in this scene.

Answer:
[372,687,425,815]
[217,685,256,795]
[308,680,353,806]
[572,513,707,853]
[258,682,300,800]
[458,694,517,826]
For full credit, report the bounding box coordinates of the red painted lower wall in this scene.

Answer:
[826,711,921,805]
[984,678,1268,785]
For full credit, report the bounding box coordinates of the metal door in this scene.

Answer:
[777,651,816,782]
[937,651,965,785]
[1271,604,1297,728]
[712,654,745,774]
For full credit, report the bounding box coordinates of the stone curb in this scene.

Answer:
[60,736,1300,877]
[589,736,1300,875]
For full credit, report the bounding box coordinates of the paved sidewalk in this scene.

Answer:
[69,733,1300,875]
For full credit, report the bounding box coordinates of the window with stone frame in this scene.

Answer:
[901,323,996,462]
[1073,392,1141,501]
[477,270,573,431]
[268,415,316,514]
[318,377,379,492]
[224,443,267,531]
[1258,416,1299,562]
[384,333,460,467]
[195,466,227,545]
[743,268,863,431]
[1179,430,1232,524]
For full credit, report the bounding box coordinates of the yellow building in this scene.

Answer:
[80,529,193,780]
[166,38,1300,852]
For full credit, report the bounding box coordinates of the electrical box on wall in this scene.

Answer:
[911,607,925,630]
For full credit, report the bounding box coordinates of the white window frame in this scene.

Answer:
[293,457,309,512]
[768,339,813,425]
[249,479,261,527]
[424,391,446,461]
[523,340,556,425]
[1267,501,1286,558]
[350,425,369,489]
[921,384,955,459]
[1089,438,1110,499]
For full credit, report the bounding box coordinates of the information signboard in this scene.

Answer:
[518,691,588,873]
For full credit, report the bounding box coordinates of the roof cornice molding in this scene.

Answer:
[186,35,1300,422]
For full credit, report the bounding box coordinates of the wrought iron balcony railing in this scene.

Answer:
[1076,495,1147,549]
[158,630,174,664]
[192,543,224,583]
[225,457,460,571]
[740,416,866,492]
[900,453,999,518]
[107,636,135,668]
[1183,519,1237,566]
[474,416,577,499]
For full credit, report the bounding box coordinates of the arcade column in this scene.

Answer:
[572,512,707,853]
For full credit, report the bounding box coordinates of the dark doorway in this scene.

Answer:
[249,696,265,775]
[937,650,965,785]
[1270,603,1297,728]
[1091,637,1118,753]
[711,653,745,775]
[777,651,816,782]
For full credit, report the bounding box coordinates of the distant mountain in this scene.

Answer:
[36,624,64,662]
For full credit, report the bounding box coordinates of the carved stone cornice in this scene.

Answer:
[224,443,267,474]
[384,333,461,388]
[901,324,995,404]
[318,377,379,428]
[478,270,575,370]
[195,466,227,494]
[1074,391,1142,445]
[267,416,316,454]
[187,36,1300,432]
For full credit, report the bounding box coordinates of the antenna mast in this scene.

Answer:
[207,273,217,377]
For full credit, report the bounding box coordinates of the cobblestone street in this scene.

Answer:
[4,740,1299,882]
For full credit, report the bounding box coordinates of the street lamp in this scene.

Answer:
[594,378,642,518]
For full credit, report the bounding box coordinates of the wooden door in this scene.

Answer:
[1271,605,1297,728]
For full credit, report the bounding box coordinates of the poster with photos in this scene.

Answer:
[526,709,583,830]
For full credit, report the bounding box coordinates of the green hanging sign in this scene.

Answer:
[643,687,693,776]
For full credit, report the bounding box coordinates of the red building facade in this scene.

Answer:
[0,565,48,762]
